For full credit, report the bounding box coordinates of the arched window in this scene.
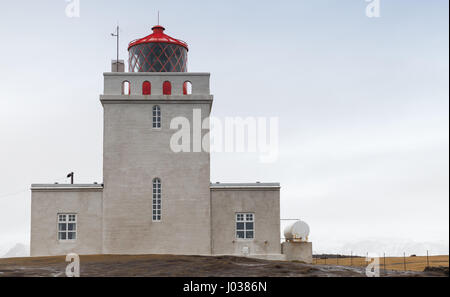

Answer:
[152,178,162,221]
[163,81,171,95]
[183,81,192,95]
[122,81,130,95]
[152,105,161,128]
[142,81,151,95]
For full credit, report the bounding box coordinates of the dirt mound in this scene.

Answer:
[0,254,446,277]
[424,266,449,276]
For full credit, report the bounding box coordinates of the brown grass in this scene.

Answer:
[313,255,449,272]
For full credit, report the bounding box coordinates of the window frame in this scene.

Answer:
[142,81,151,95]
[57,213,77,242]
[152,178,162,222]
[152,105,161,129]
[235,213,255,240]
[183,81,193,95]
[162,81,172,95]
[122,80,131,95]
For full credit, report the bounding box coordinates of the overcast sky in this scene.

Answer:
[0,0,448,256]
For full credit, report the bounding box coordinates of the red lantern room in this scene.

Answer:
[128,25,188,72]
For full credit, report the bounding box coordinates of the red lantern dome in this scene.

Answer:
[128,25,188,72]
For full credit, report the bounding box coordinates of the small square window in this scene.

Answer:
[236,213,254,240]
[57,214,77,241]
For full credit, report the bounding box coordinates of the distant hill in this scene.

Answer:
[2,243,29,258]
[338,239,449,256]
[313,239,449,257]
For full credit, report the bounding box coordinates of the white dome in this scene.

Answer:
[284,220,310,241]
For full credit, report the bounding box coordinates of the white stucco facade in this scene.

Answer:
[30,185,103,257]
[101,73,213,255]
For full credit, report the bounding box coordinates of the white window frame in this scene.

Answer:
[57,213,77,241]
[152,105,161,129]
[235,213,254,240]
[122,80,130,95]
[152,178,162,222]
[183,81,193,95]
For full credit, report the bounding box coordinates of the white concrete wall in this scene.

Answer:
[281,242,313,263]
[101,73,213,255]
[210,185,281,256]
[30,185,103,257]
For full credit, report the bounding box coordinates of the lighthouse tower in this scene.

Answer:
[101,25,213,254]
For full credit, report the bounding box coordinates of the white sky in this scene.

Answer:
[0,0,448,256]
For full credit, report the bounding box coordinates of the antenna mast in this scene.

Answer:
[111,25,119,72]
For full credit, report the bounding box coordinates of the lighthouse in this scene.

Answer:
[101,25,213,255]
[30,25,292,262]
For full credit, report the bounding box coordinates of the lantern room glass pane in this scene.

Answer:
[129,43,187,72]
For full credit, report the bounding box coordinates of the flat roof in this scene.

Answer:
[210,182,280,189]
[31,184,104,191]
[31,183,279,190]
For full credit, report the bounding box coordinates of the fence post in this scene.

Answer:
[403,252,406,271]
[383,252,386,274]
[350,251,353,266]
[426,250,430,267]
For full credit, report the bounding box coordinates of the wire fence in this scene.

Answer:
[312,250,449,272]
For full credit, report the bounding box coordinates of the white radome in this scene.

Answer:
[284,220,310,242]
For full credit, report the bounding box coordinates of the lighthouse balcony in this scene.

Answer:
[101,72,211,98]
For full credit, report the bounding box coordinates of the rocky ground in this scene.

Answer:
[0,254,447,277]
